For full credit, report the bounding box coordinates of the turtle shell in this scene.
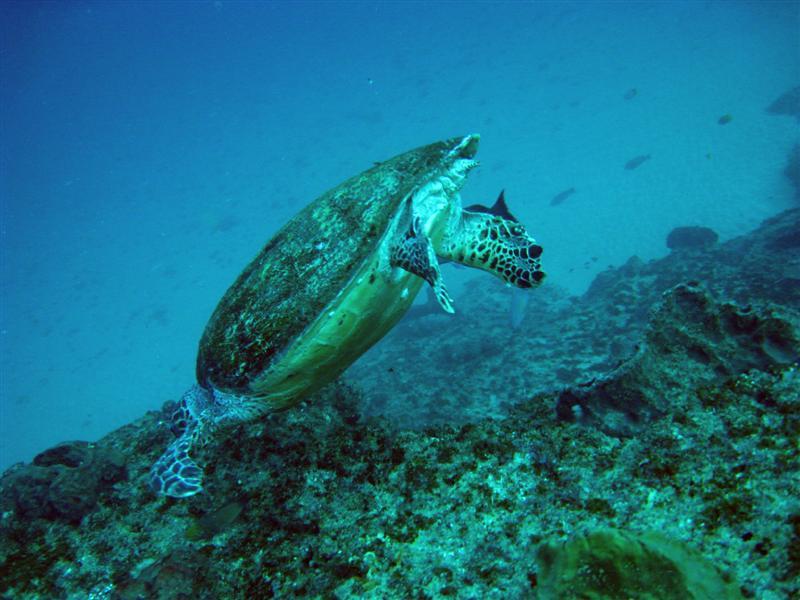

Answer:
[196,135,479,394]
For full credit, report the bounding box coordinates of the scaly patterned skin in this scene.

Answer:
[439,210,545,288]
[390,210,454,313]
[149,386,209,497]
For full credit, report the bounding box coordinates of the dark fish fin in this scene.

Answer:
[491,190,520,223]
[464,202,491,213]
[465,190,520,223]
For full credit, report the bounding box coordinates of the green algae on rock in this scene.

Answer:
[535,529,744,599]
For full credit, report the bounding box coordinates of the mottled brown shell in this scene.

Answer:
[196,135,478,393]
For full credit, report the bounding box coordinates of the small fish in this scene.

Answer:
[550,187,576,206]
[623,88,638,100]
[624,154,651,170]
[717,114,732,125]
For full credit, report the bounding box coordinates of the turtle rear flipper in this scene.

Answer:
[149,385,211,498]
[390,214,454,313]
[149,435,204,497]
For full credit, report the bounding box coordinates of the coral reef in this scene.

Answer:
[0,210,798,599]
[353,209,800,429]
[556,282,797,436]
[0,441,126,524]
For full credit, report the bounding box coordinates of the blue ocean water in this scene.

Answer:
[0,0,797,473]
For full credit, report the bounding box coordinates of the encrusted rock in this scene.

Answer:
[0,441,126,524]
[666,226,719,250]
[2,211,799,600]
[556,282,799,436]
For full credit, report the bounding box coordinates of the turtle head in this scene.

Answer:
[467,213,545,289]
[441,191,545,289]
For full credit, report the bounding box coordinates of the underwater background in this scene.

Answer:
[0,0,796,472]
[0,2,799,598]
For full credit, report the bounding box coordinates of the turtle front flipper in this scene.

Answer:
[149,385,212,498]
[390,214,455,313]
[440,195,545,289]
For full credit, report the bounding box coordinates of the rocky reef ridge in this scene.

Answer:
[1,209,798,599]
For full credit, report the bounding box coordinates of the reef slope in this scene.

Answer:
[1,210,798,599]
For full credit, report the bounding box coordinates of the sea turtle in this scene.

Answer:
[149,134,545,497]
